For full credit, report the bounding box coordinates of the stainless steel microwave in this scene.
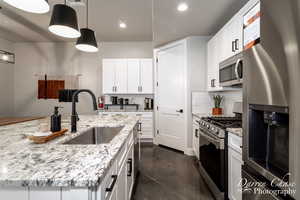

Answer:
[219,53,243,87]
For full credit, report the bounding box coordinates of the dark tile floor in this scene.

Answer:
[132,143,214,200]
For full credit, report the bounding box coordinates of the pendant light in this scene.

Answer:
[49,0,81,38]
[3,0,50,14]
[76,0,98,52]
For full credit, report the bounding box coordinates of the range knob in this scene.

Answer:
[206,124,210,128]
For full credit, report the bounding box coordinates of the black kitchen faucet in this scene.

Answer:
[71,89,98,133]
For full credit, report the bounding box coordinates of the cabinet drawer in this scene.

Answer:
[228,133,242,154]
[100,162,117,200]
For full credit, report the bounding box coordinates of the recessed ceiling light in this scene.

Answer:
[119,22,127,29]
[177,3,188,12]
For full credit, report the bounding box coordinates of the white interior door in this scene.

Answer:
[127,59,140,93]
[156,43,186,151]
[140,59,153,94]
[114,59,127,94]
[102,59,116,94]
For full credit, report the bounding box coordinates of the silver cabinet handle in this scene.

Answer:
[140,86,142,92]
[232,41,235,52]
[211,79,216,87]
[235,39,239,51]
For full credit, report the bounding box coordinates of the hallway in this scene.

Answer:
[133,144,214,200]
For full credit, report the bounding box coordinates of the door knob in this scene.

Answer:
[176,109,183,113]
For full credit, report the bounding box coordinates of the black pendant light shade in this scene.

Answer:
[76,28,98,52]
[49,4,81,38]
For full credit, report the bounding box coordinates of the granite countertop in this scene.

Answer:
[227,128,243,137]
[0,114,139,188]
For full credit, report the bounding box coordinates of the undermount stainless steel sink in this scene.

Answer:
[64,126,124,145]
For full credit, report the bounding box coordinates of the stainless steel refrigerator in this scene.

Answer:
[242,0,300,199]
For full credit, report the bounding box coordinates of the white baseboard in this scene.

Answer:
[184,148,195,156]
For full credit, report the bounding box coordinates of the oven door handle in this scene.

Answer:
[235,59,242,81]
[199,128,224,150]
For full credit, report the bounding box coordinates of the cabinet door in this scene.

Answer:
[116,159,127,200]
[139,113,153,139]
[223,21,236,60]
[103,59,116,94]
[126,145,134,200]
[127,59,140,94]
[232,14,243,54]
[108,188,117,200]
[228,148,243,200]
[140,59,153,94]
[207,38,216,91]
[192,123,199,159]
[0,187,29,200]
[115,59,128,94]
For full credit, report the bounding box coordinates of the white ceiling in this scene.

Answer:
[153,0,249,46]
[0,0,153,42]
[0,0,248,44]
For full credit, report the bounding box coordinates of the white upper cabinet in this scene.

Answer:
[115,59,128,94]
[219,13,243,62]
[103,58,153,94]
[103,59,116,94]
[140,59,153,94]
[102,59,128,94]
[206,0,257,92]
[127,59,140,94]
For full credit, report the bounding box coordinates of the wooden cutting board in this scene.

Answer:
[0,117,45,126]
[28,129,68,144]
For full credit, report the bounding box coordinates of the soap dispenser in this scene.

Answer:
[51,106,62,133]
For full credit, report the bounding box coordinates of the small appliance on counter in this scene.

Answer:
[124,98,129,105]
[111,96,118,105]
[118,98,124,105]
[98,96,105,109]
[144,98,154,110]
[51,106,62,132]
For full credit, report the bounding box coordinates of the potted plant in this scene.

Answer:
[212,95,224,115]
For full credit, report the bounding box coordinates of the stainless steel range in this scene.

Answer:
[198,115,242,200]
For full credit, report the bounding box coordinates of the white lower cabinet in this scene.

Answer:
[116,159,127,200]
[101,112,154,140]
[126,144,134,199]
[228,132,243,200]
[137,113,153,140]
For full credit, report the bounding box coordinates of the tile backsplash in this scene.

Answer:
[103,94,154,111]
[209,90,242,115]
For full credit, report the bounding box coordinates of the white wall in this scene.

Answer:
[13,42,153,117]
[0,38,14,117]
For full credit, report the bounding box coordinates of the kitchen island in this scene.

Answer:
[0,114,140,200]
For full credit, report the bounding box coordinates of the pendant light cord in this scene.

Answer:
[86,0,89,28]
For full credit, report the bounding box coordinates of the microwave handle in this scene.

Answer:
[235,59,242,81]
